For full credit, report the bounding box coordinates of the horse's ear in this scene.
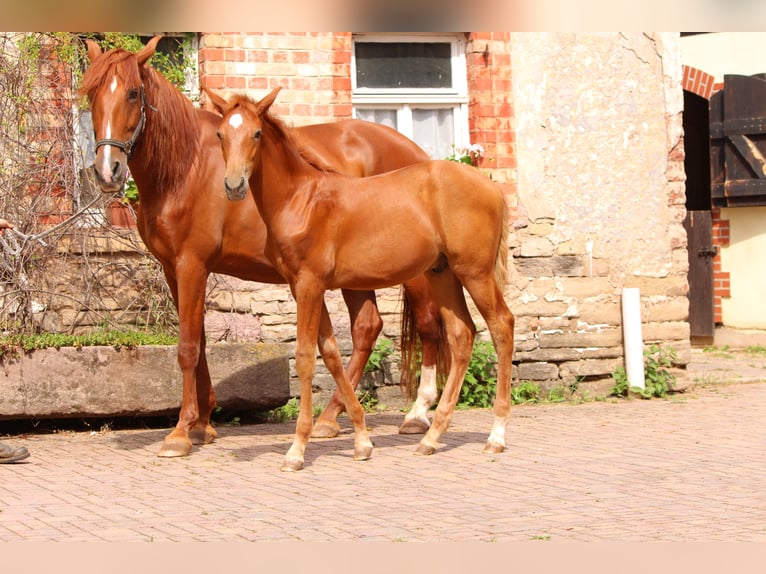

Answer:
[85,39,102,62]
[203,88,230,115]
[136,35,162,67]
[257,87,282,115]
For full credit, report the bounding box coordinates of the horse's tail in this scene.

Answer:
[398,289,450,400]
[494,192,510,290]
[399,293,421,400]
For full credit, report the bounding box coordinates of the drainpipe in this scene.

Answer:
[621,287,645,389]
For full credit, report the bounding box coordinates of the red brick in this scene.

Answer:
[224,49,246,62]
[225,76,246,89]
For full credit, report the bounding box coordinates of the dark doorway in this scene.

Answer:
[683,89,715,344]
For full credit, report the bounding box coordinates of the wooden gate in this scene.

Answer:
[710,74,766,207]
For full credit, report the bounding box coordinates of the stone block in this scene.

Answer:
[0,342,289,420]
[539,328,623,349]
[558,358,622,379]
[517,361,559,381]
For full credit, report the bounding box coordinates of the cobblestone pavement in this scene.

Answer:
[2,378,766,542]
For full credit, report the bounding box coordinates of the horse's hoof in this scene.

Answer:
[483,441,505,455]
[189,424,217,445]
[398,418,430,435]
[310,421,340,439]
[353,445,373,461]
[280,457,304,472]
[414,442,436,456]
[158,438,192,458]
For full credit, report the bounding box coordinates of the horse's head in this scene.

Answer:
[206,87,281,201]
[81,36,161,193]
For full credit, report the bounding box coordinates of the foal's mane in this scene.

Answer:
[80,48,201,193]
[226,93,340,174]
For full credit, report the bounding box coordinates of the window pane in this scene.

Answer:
[356,42,452,89]
[355,109,398,130]
[412,108,454,160]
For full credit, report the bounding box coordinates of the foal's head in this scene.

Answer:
[80,36,161,193]
[206,87,280,201]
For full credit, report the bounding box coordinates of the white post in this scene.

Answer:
[621,287,645,389]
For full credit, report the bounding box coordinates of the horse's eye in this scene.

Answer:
[253,129,262,140]
[127,88,139,101]
[216,131,223,141]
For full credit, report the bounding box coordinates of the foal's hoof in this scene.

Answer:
[310,421,341,439]
[280,457,304,472]
[353,445,373,461]
[158,437,192,458]
[483,441,505,455]
[189,424,217,445]
[398,418,430,435]
[414,442,436,456]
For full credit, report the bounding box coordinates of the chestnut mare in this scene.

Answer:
[80,36,446,458]
[209,88,516,472]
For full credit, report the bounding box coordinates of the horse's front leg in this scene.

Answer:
[282,285,372,471]
[312,289,381,439]
[316,298,373,462]
[188,325,218,446]
[158,263,213,458]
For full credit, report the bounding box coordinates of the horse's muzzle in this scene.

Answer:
[92,163,125,193]
[223,176,248,201]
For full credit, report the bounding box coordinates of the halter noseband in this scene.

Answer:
[94,85,156,160]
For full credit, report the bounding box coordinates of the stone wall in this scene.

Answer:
[507,32,690,389]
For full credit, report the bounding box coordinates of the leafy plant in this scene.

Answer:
[123,176,139,204]
[458,340,497,408]
[611,344,677,399]
[88,33,196,90]
[547,385,567,403]
[258,397,323,423]
[364,338,395,373]
[511,381,540,404]
[357,389,380,412]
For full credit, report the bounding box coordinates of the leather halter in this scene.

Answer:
[94,85,156,160]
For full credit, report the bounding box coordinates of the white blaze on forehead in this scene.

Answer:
[228,113,243,129]
[109,75,119,94]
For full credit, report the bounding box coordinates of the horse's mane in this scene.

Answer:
[80,48,201,193]
[226,93,340,174]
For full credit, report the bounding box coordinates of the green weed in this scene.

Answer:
[611,344,677,399]
[364,338,395,373]
[458,340,497,408]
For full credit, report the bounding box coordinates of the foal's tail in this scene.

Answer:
[399,293,450,400]
[494,192,510,290]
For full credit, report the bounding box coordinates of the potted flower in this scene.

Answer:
[446,143,485,167]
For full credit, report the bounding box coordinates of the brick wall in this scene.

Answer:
[711,208,731,323]
[198,32,352,125]
[465,32,517,213]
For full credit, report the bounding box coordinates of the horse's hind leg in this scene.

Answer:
[415,270,475,456]
[461,275,515,454]
[312,289,381,439]
[399,275,446,435]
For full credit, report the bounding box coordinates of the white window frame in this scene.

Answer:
[351,33,470,158]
